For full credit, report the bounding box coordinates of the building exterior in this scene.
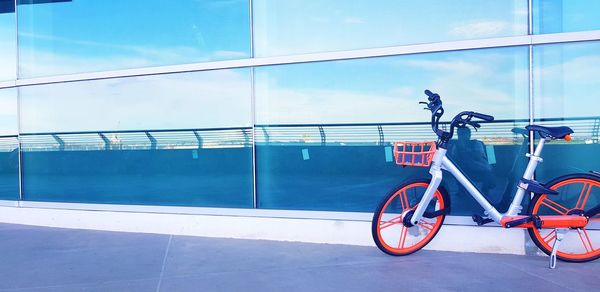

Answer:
[0,0,598,253]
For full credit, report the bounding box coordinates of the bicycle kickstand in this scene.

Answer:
[549,228,568,269]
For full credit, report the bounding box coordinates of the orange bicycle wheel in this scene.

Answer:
[528,173,600,262]
[372,180,449,256]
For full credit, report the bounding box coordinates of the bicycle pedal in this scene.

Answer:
[472,214,494,226]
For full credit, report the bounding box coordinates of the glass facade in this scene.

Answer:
[0,88,19,199]
[17,0,251,77]
[533,0,600,34]
[533,41,600,181]
[0,1,598,219]
[254,0,528,56]
[0,0,16,81]
[18,70,253,206]
[255,47,529,214]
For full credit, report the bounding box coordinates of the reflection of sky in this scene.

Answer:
[533,0,600,34]
[256,46,530,124]
[4,1,600,133]
[17,0,250,77]
[254,0,528,57]
[0,12,16,81]
[534,41,600,119]
[0,88,18,135]
[19,69,252,133]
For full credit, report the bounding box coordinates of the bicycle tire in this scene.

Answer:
[372,179,450,256]
[528,173,600,262]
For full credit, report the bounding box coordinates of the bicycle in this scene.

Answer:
[371,90,600,268]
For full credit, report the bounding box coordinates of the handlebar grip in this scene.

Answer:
[472,112,494,121]
[424,89,440,101]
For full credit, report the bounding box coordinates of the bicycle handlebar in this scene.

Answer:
[420,89,495,147]
[471,112,494,122]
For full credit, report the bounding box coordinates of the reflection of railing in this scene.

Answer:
[0,135,18,152]
[255,116,600,146]
[16,116,600,151]
[20,127,253,152]
[255,120,525,146]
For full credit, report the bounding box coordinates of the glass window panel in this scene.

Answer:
[533,41,600,181]
[17,0,250,77]
[254,0,528,57]
[19,69,254,207]
[0,0,16,80]
[0,88,19,200]
[533,0,600,34]
[255,47,530,215]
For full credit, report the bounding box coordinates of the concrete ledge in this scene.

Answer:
[0,205,526,255]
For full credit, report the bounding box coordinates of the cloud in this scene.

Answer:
[449,20,515,38]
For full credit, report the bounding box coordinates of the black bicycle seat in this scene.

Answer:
[525,125,573,139]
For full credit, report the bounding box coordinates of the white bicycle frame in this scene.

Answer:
[409,137,548,225]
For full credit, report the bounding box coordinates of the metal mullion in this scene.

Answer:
[250,0,257,209]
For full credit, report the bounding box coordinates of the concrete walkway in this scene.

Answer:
[0,223,598,292]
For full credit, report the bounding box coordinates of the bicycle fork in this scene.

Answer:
[409,149,445,226]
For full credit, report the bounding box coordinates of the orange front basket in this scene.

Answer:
[393,141,437,167]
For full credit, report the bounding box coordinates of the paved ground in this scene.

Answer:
[0,223,598,292]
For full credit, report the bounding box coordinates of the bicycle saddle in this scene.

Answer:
[525,125,573,139]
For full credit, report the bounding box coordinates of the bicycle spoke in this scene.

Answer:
[399,190,409,210]
[540,198,569,215]
[418,222,433,232]
[380,215,403,230]
[576,229,593,253]
[398,226,408,248]
[542,229,556,245]
[530,178,600,262]
[582,229,595,251]
[576,183,592,209]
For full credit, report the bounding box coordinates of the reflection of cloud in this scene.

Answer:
[19,70,252,132]
[18,32,248,77]
[513,8,528,16]
[213,50,249,58]
[255,48,530,124]
[402,59,486,76]
[255,87,426,124]
[205,0,246,7]
[344,17,366,24]
[449,20,513,38]
[535,53,600,118]
[0,89,18,135]
[537,55,600,84]
[0,39,16,80]
[18,45,247,77]
[255,84,525,125]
